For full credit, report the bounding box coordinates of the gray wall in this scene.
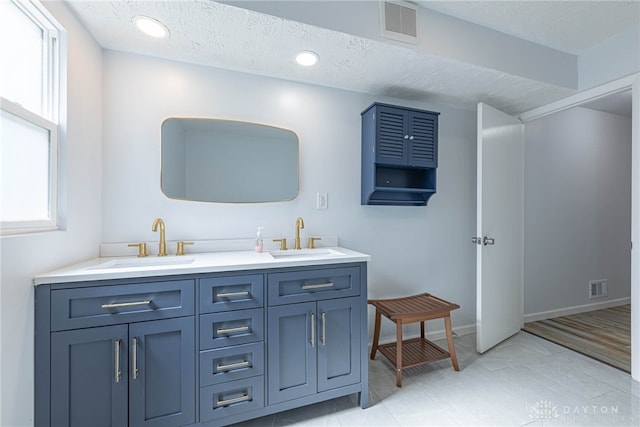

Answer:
[0,2,103,425]
[101,50,478,335]
[524,107,632,315]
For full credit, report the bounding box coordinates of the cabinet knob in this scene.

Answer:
[404,135,409,139]
[409,135,414,140]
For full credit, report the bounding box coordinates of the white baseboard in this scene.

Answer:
[370,298,630,347]
[524,297,631,323]
[371,322,476,347]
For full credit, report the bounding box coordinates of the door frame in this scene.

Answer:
[520,73,640,382]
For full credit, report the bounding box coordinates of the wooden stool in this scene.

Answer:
[369,293,460,387]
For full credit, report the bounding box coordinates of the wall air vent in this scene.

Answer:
[380,0,418,44]
[588,279,608,299]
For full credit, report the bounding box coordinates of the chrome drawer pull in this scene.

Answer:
[216,325,250,335]
[216,291,250,298]
[301,282,334,290]
[216,360,250,372]
[216,393,249,407]
[101,300,151,309]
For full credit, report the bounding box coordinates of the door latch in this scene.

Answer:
[471,237,482,245]
[483,236,495,246]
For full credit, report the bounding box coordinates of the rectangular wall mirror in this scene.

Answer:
[161,118,299,203]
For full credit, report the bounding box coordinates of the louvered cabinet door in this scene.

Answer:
[375,106,408,165]
[407,111,438,168]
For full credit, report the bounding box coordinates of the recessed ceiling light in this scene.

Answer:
[133,16,169,38]
[295,51,319,67]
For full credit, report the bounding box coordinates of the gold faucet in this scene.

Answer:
[151,218,167,256]
[294,217,304,250]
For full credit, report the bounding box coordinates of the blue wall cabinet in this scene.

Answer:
[361,102,439,206]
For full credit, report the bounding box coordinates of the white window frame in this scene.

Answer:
[1,0,65,235]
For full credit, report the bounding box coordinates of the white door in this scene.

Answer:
[476,103,524,353]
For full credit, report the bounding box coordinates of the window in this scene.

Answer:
[0,0,65,235]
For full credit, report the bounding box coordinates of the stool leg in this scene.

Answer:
[444,315,459,371]
[396,320,403,387]
[370,309,381,360]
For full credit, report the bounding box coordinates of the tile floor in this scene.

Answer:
[233,332,640,426]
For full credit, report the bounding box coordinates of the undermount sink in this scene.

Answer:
[269,248,345,259]
[89,256,196,270]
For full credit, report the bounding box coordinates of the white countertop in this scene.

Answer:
[33,246,370,285]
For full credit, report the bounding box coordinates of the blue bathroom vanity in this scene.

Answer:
[34,246,370,427]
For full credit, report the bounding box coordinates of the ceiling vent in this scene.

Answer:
[380,1,418,44]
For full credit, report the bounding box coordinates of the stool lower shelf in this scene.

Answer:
[378,337,450,369]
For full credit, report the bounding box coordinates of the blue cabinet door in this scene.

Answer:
[51,325,128,427]
[267,302,317,404]
[406,110,438,168]
[317,297,361,392]
[129,317,195,427]
[375,105,409,166]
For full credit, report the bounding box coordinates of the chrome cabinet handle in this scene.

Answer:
[216,325,249,335]
[216,393,249,407]
[216,360,250,372]
[216,291,249,298]
[114,339,121,383]
[132,337,139,380]
[310,313,316,348]
[102,300,151,309]
[302,282,334,290]
[321,312,326,346]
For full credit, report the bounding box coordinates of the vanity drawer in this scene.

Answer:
[200,308,264,350]
[200,274,264,314]
[200,342,264,386]
[50,280,195,331]
[200,376,264,423]
[267,266,360,306]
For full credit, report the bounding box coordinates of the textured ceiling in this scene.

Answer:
[65,0,638,115]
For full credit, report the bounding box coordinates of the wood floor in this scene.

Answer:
[522,305,631,373]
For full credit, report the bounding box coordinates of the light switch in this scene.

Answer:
[316,193,328,210]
